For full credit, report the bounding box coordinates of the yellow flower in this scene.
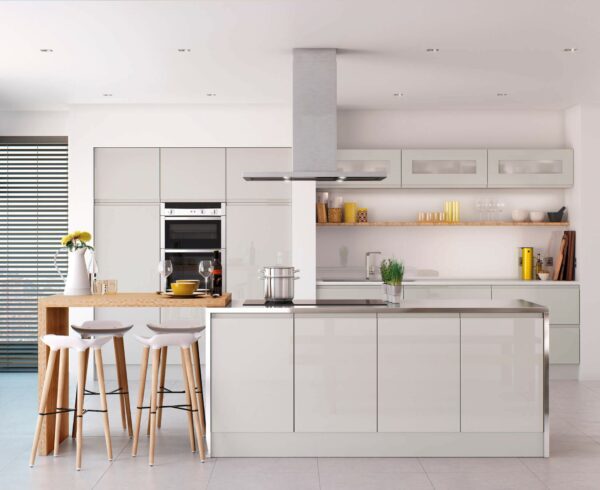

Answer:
[60,234,73,246]
[79,231,92,243]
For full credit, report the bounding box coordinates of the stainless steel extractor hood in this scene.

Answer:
[243,49,387,182]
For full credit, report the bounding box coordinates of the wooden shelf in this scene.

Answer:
[317,221,570,227]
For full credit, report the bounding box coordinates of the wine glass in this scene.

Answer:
[475,199,485,221]
[496,200,505,220]
[198,260,214,292]
[158,259,173,291]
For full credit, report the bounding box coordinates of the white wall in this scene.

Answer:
[0,110,67,135]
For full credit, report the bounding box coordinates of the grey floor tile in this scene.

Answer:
[319,472,433,490]
[536,472,600,489]
[426,471,546,490]
[418,457,528,473]
[318,457,423,474]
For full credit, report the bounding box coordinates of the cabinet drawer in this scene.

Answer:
[491,286,579,324]
[550,326,580,364]
[403,285,491,300]
[317,285,384,300]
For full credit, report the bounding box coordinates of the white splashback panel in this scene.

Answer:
[317,188,566,279]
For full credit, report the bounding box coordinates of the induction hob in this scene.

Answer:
[243,299,387,307]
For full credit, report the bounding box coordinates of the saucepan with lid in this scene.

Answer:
[259,266,300,302]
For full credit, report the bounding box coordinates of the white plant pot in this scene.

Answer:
[55,248,92,295]
[385,284,402,304]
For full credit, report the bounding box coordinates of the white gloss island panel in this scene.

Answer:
[378,314,460,432]
[294,314,377,432]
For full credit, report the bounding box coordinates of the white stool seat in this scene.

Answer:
[135,333,200,350]
[41,334,111,352]
[72,320,133,337]
[147,321,205,334]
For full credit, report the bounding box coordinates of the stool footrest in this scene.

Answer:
[158,386,185,395]
[84,387,128,396]
[38,407,76,416]
[137,403,197,413]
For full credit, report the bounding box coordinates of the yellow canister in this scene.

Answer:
[344,202,357,223]
[520,247,534,280]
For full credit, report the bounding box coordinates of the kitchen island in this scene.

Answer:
[205,299,548,457]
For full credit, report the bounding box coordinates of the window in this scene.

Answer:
[0,137,68,371]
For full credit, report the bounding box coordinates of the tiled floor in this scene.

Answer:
[3,373,600,489]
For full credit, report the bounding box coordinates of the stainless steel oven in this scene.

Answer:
[161,203,226,291]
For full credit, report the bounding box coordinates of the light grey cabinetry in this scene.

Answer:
[378,314,460,432]
[317,285,384,300]
[94,148,159,202]
[160,148,225,201]
[94,204,160,364]
[403,285,491,300]
[401,149,487,188]
[211,314,294,433]
[488,149,574,188]
[317,149,402,188]
[226,148,292,202]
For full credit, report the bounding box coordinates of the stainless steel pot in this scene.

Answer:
[259,266,300,302]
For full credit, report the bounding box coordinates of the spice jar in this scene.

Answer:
[357,208,368,223]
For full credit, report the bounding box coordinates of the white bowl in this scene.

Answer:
[529,211,546,222]
[512,209,529,222]
[538,272,550,281]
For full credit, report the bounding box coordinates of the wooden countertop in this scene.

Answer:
[38,291,232,308]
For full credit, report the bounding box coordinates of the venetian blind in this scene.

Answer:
[0,137,68,371]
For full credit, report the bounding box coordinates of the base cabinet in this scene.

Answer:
[378,314,460,432]
[461,314,544,432]
[294,314,377,432]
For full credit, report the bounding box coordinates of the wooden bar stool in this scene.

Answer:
[132,333,206,466]
[30,334,113,471]
[71,320,134,438]
[146,321,206,436]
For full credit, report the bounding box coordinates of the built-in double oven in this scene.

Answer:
[160,202,226,291]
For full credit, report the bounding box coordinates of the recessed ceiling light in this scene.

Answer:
[206,93,216,97]
[393,92,404,97]
[563,48,578,53]
[426,48,440,52]
[497,93,508,97]
[40,48,53,53]
[177,48,191,53]
[102,93,113,97]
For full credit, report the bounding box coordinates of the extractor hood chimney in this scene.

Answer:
[243,48,386,182]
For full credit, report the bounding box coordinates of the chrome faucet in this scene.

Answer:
[365,251,382,280]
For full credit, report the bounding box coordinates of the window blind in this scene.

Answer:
[0,137,68,371]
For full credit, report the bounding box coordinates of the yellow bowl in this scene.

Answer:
[175,279,200,290]
[171,282,196,296]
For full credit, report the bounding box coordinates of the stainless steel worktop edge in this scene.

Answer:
[317,279,579,287]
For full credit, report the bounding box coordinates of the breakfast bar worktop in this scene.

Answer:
[205,299,549,458]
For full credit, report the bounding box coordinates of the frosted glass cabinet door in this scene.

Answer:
[488,149,573,187]
[401,149,487,188]
[317,149,401,188]
[378,314,460,432]
[461,314,544,432]
[226,148,292,202]
[160,148,226,201]
[211,314,293,432]
[294,314,377,432]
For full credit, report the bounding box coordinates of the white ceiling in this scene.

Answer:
[1,0,600,111]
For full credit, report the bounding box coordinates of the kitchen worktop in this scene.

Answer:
[38,291,232,307]
[317,278,579,286]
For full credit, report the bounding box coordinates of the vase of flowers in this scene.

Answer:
[380,258,404,304]
[54,231,95,295]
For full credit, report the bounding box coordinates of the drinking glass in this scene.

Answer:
[475,199,485,221]
[158,260,173,291]
[199,260,214,292]
[496,200,505,220]
[486,199,496,221]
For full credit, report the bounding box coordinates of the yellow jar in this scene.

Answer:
[520,247,534,280]
[344,202,357,223]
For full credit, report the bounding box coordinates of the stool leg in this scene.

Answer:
[114,338,127,431]
[132,346,149,457]
[94,348,113,461]
[53,348,68,456]
[29,349,57,467]
[149,349,160,466]
[180,356,196,453]
[157,346,168,429]
[182,347,205,462]
[75,350,86,471]
[191,341,206,434]
[72,348,89,439]
[147,347,161,436]
[115,336,133,437]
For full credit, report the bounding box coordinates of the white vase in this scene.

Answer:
[54,248,91,295]
[385,284,402,304]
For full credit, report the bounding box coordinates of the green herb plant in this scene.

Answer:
[379,258,405,286]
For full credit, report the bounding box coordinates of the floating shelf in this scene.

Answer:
[317,221,570,227]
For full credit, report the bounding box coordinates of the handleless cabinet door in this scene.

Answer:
[488,149,573,188]
[461,313,544,432]
[94,203,160,364]
[211,314,294,432]
[226,148,292,202]
[317,149,402,189]
[403,285,491,300]
[294,314,377,432]
[160,148,226,201]
[379,314,460,432]
[94,148,159,202]
[401,149,487,188]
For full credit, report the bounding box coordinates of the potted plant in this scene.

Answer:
[54,230,95,295]
[380,258,404,303]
